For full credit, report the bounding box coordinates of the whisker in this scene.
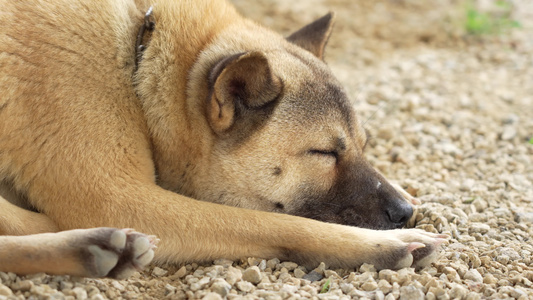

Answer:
[362,102,385,127]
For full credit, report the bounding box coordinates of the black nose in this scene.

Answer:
[386,200,413,228]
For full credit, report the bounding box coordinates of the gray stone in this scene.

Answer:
[72,287,88,300]
[242,266,262,284]
[469,223,490,234]
[10,280,33,292]
[164,284,176,295]
[293,268,306,278]
[449,284,468,299]
[324,270,339,278]
[213,259,234,267]
[464,269,483,282]
[302,271,323,282]
[225,267,242,285]
[151,267,168,277]
[258,260,267,271]
[498,247,521,260]
[515,212,533,223]
[0,286,13,297]
[399,285,424,300]
[361,279,378,291]
[236,281,254,292]
[501,126,517,140]
[279,262,298,271]
[359,263,376,273]
[202,292,223,300]
[210,279,231,297]
[266,258,280,270]
[173,266,187,279]
[313,262,327,275]
[110,281,125,291]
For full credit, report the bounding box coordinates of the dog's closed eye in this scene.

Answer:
[308,149,338,160]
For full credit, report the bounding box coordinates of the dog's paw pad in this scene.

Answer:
[400,231,448,269]
[410,234,448,269]
[87,245,120,276]
[132,235,157,267]
[109,229,128,249]
[376,230,448,270]
[82,228,157,278]
[105,230,158,279]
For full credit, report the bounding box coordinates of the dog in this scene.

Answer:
[0,0,446,279]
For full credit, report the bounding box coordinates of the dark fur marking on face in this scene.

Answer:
[272,167,282,176]
[289,158,411,230]
[336,137,346,151]
[275,202,284,210]
[284,48,356,136]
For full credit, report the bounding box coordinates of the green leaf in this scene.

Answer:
[464,1,520,35]
[511,20,522,28]
[320,278,331,293]
[463,197,475,204]
[529,137,533,144]
[495,0,510,9]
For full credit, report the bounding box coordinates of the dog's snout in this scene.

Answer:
[386,200,413,228]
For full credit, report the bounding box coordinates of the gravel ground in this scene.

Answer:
[1,0,532,299]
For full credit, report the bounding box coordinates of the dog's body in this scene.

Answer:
[0,0,445,278]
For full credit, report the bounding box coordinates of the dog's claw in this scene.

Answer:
[407,242,426,252]
[410,197,421,205]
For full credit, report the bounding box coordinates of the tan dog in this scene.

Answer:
[0,0,446,278]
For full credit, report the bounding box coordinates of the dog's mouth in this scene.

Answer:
[289,201,411,230]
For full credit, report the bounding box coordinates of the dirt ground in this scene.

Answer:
[1,0,532,299]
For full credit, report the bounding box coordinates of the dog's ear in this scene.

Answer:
[287,12,335,60]
[207,51,282,133]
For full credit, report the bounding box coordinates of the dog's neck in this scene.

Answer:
[132,0,242,194]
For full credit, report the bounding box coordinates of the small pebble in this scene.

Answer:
[361,279,378,291]
[242,266,262,284]
[151,267,168,277]
[280,262,298,271]
[293,268,306,278]
[210,279,231,297]
[225,267,242,285]
[464,269,483,283]
[0,285,13,297]
[302,271,323,282]
[10,280,33,292]
[202,292,223,300]
[266,258,280,270]
[483,274,498,284]
[400,285,424,300]
[236,281,254,292]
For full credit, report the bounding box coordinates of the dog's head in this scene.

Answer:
[189,13,413,230]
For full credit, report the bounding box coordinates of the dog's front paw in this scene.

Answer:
[83,228,157,279]
[371,229,448,270]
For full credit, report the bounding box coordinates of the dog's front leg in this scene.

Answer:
[0,228,156,278]
[43,183,446,271]
[0,196,59,235]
